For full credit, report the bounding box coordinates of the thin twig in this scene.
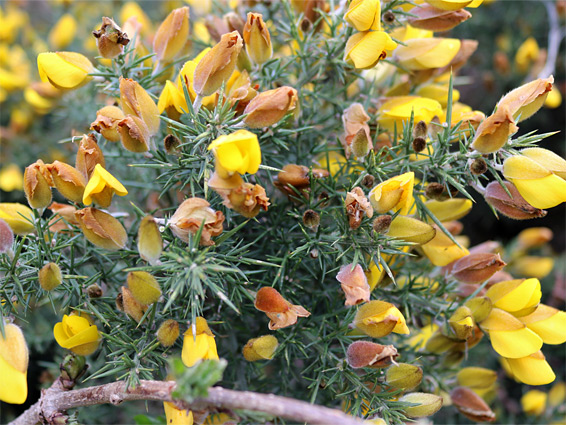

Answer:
[536,0,565,80]
[9,380,366,425]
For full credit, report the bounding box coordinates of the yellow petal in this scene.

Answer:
[164,402,194,425]
[485,278,541,313]
[504,352,555,385]
[0,356,27,404]
[182,333,210,367]
[0,203,35,235]
[488,327,542,358]
[425,199,472,222]
[520,304,566,344]
[345,31,397,69]
[58,325,99,349]
[510,174,566,209]
[37,52,93,90]
[425,0,475,10]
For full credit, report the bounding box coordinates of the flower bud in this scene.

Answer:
[243,13,272,65]
[448,306,474,341]
[302,209,320,230]
[169,198,225,246]
[412,137,427,153]
[93,17,130,59]
[470,105,518,154]
[243,335,278,361]
[39,262,62,291]
[86,283,103,298]
[497,76,554,122]
[470,157,487,175]
[137,215,163,265]
[0,219,14,253]
[354,300,410,337]
[163,134,181,154]
[91,106,125,142]
[345,187,373,230]
[121,286,146,322]
[399,393,443,418]
[451,386,496,422]
[484,181,547,220]
[24,159,53,209]
[75,207,128,250]
[337,264,371,306]
[75,134,105,180]
[117,115,151,153]
[156,319,180,347]
[346,341,398,368]
[385,363,423,390]
[254,287,310,330]
[425,182,446,200]
[351,128,372,159]
[464,297,493,323]
[37,52,95,90]
[372,215,392,234]
[408,4,472,32]
[127,271,161,306]
[48,161,87,204]
[457,367,497,390]
[119,77,160,136]
[387,216,436,245]
[153,7,190,63]
[243,86,298,129]
[362,174,375,189]
[451,253,506,284]
[193,31,243,97]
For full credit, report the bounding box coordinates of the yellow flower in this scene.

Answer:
[424,198,472,222]
[521,147,566,179]
[457,367,497,392]
[53,313,100,355]
[177,48,211,103]
[243,12,273,65]
[501,351,555,385]
[387,216,436,245]
[0,164,24,192]
[158,80,188,120]
[512,256,554,279]
[497,76,553,122]
[0,322,28,404]
[420,226,469,266]
[344,31,397,69]
[207,130,261,178]
[485,278,541,316]
[470,105,518,154]
[83,164,128,208]
[120,2,152,35]
[182,317,219,367]
[164,402,193,425]
[344,0,381,31]
[369,172,415,215]
[521,390,547,415]
[48,14,77,50]
[544,86,562,109]
[0,203,35,235]
[394,38,461,71]
[243,335,279,361]
[37,52,94,90]
[407,323,439,350]
[354,300,410,338]
[416,83,460,107]
[515,37,539,73]
[548,382,566,407]
[480,308,542,358]
[137,216,163,266]
[503,154,566,209]
[377,96,443,133]
[519,304,566,345]
[119,77,161,136]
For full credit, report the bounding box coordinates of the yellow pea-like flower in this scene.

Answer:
[395,38,461,71]
[419,226,469,266]
[424,0,477,10]
[501,351,555,385]
[0,322,29,404]
[519,304,566,345]
[344,31,397,70]
[0,203,35,235]
[369,172,415,215]
[164,402,193,425]
[425,198,473,222]
[378,96,443,133]
[521,390,547,415]
[37,52,94,90]
[515,37,540,73]
[53,313,100,356]
[344,0,381,31]
[485,278,541,316]
[48,14,77,50]
[158,80,188,120]
[208,130,261,178]
[153,7,190,63]
[354,300,410,338]
[243,335,279,362]
[83,164,128,208]
[182,317,219,367]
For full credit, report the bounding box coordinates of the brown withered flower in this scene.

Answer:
[75,134,105,180]
[91,105,125,142]
[451,253,506,284]
[254,287,310,330]
[47,161,87,204]
[345,187,374,230]
[169,198,225,246]
[75,207,128,250]
[24,159,53,209]
[224,70,257,114]
[484,181,547,220]
[222,184,269,218]
[243,12,272,65]
[346,341,399,369]
[117,115,151,153]
[341,103,372,159]
[243,86,298,129]
[119,77,160,136]
[451,386,496,423]
[470,105,518,154]
[224,12,245,36]
[48,202,78,233]
[153,7,190,63]
[336,263,370,306]
[275,164,329,199]
[93,17,130,59]
[120,286,146,323]
[193,31,243,97]
[408,4,471,32]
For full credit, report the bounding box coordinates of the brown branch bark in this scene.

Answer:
[9,380,366,425]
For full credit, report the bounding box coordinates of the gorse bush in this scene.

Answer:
[0,0,565,424]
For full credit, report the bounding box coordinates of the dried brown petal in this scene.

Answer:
[345,187,374,230]
[347,341,398,368]
[451,386,496,422]
[169,198,225,246]
[254,287,310,330]
[91,105,125,142]
[408,4,471,32]
[243,86,298,128]
[485,181,547,220]
[48,161,87,204]
[75,133,105,180]
[24,159,53,209]
[451,253,506,284]
[336,263,370,306]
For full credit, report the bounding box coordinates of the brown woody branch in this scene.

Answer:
[9,379,366,425]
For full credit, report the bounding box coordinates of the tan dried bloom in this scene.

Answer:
[243,86,298,129]
[451,253,506,284]
[336,263,370,306]
[341,103,372,158]
[169,198,225,246]
[484,181,547,220]
[275,164,329,198]
[119,77,160,136]
[24,159,53,209]
[497,76,554,122]
[117,115,151,153]
[75,133,105,180]
[346,341,398,368]
[193,31,243,97]
[74,207,127,250]
[47,161,87,204]
[93,17,130,59]
[153,7,190,63]
[210,174,270,219]
[471,105,518,153]
[91,105,125,142]
[408,4,471,32]
[137,215,163,265]
[451,386,496,422]
[48,202,77,233]
[345,187,374,230]
[243,12,272,65]
[121,286,146,323]
[254,287,310,330]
